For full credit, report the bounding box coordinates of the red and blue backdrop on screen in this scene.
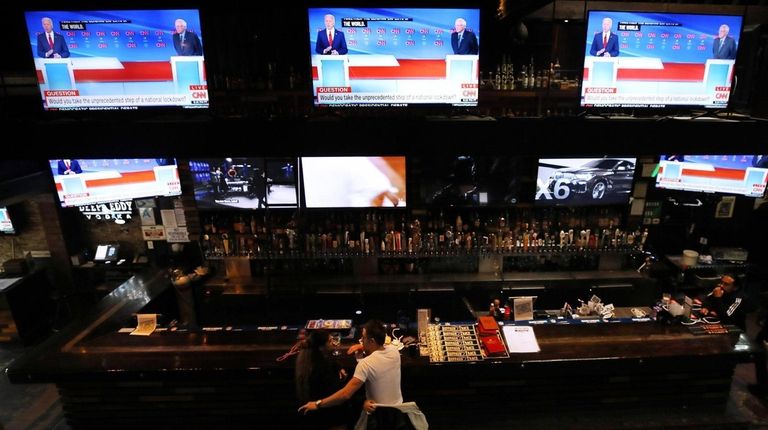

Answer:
[0,207,15,235]
[24,10,208,111]
[581,11,742,109]
[48,159,181,207]
[308,8,480,107]
[657,155,768,197]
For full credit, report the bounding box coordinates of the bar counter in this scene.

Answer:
[6,270,759,429]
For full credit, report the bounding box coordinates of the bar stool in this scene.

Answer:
[49,290,73,332]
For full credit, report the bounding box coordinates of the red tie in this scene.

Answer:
[603,34,608,48]
[48,34,54,49]
[328,31,333,46]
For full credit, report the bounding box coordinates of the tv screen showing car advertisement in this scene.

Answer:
[535,158,637,205]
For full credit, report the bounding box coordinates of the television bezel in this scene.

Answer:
[23,8,212,117]
[578,9,745,115]
[306,6,482,112]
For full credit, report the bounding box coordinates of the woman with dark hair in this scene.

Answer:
[295,330,350,430]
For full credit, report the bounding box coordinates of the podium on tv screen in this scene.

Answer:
[170,56,205,93]
[584,56,618,88]
[445,55,478,83]
[38,58,76,91]
[703,59,734,98]
[315,55,350,87]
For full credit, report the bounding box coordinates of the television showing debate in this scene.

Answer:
[25,10,208,111]
[580,11,743,109]
[48,158,181,207]
[657,155,768,197]
[190,158,299,210]
[308,8,480,107]
[0,207,16,235]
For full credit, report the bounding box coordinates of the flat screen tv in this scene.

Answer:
[0,207,16,235]
[301,157,406,208]
[48,158,181,207]
[411,156,522,207]
[190,158,299,210]
[535,158,637,205]
[94,244,120,261]
[656,155,768,197]
[24,9,208,111]
[580,11,743,109]
[308,8,480,107]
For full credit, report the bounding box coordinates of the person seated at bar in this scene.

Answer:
[700,274,755,330]
[295,329,352,430]
[298,320,428,430]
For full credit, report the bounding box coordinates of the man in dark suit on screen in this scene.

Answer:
[37,17,70,59]
[713,24,737,60]
[590,17,619,57]
[315,14,347,55]
[451,18,478,55]
[173,19,203,56]
[57,159,82,175]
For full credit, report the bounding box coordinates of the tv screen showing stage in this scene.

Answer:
[580,11,742,109]
[308,8,480,107]
[25,10,208,111]
[301,157,406,208]
[190,158,298,210]
[657,155,768,197]
[535,158,637,205]
[0,207,15,235]
[411,156,522,207]
[48,158,181,207]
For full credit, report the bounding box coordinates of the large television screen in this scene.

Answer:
[535,158,637,205]
[308,8,480,107]
[190,158,298,210]
[411,156,522,207]
[0,207,16,235]
[301,157,406,208]
[48,159,181,207]
[580,11,743,109]
[24,10,208,111]
[657,155,768,197]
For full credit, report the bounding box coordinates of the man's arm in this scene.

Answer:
[37,34,47,58]
[315,31,325,54]
[59,36,70,58]
[608,35,619,57]
[469,32,479,55]
[192,33,203,56]
[297,376,364,414]
[590,34,599,56]
[335,32,348,55]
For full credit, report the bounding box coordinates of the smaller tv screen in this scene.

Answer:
[309,7,480,107]
[657,155,768,197]
[301,157,406,208]
[25,9,208,111]
[49,158,181,207]
[411,156,522,207]
[535,158,637,205]
[580,11,743,109]
[94,244,120,261]
[190,158,298,210]
[0,207,16,235]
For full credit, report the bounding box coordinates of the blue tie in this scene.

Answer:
[458,32,463,44]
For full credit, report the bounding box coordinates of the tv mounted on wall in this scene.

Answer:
[580,10,743,110]
[308,7,480,108]
[48,158,181,207]
[24,9,208,111]
[535,158,637,206]
[656,155,768,197]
